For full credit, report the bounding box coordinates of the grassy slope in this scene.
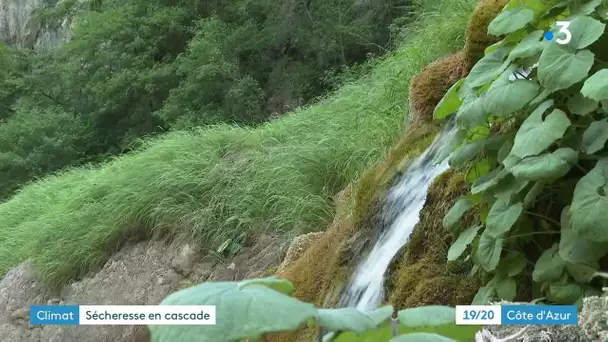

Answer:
[0,0,475,289]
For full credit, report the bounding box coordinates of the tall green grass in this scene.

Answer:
[0,0,475,288]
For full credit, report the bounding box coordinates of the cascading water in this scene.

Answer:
[340,121,458,312]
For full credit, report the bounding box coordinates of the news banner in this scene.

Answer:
[29,304,577,326]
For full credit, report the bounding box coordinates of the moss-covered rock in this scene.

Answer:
[408,51,467,128]
[464,0,510,68]
[387,169,480,309]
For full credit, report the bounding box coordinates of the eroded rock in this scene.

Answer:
[0,234,285,342]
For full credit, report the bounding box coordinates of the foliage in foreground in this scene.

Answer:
[149,277,480,342]
[434,0,608,306]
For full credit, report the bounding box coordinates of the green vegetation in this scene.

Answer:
[435,0,608,306]
[0,0,411,200]
[149,276,480,342]
[0,0,475,288]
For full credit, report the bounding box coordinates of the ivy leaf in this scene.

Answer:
[465,47,511,88]
[391,333,456,342]
[317,308,378,333]
[497,251,527,277]
[475,229,503,271]
[570,158,608,242]
[567,92,599,115]
[150,279,317,342]
[562,15,606,50]
[532,244,566,283]
[495,277,517,301]
[443,197,474,229]
[537,44,594,93]
[559,205,608,264]
[488,6,535,36]
[549,282,582,304]
[448,224,483,261]
[486,197,523,237]
[434,79,464,120]
[510,148,578,180]
[456,92,487,129]
[509,30,546,60]
[510,100,570,159]
[582,119,608,154]
[581,69,608,101]
[483,66,540,116]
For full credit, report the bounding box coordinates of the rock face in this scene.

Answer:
[0,235,285,342]
[0,0,73,50]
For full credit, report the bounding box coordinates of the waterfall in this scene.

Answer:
[340,121,458,311]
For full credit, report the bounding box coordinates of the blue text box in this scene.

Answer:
[30,305,80,325]
[501,305,577,325]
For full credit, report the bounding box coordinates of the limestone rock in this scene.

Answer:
[277,231,324,274]
[0,0,74,50]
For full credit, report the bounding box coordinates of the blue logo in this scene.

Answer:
[501,305,577,325]
[30,305,80,325]
[544,31,554,41]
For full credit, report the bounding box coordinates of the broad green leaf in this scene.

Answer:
[456,92,487,129]
[150,280,317,342]
[317,308,378,333]
[486,196,523,237]
[581,69,608,101]
[532,244,566,283]
[472,284,496,305]
[571,0,602,15]
[483,66,540,116]
[567,92,599,115]
[391,333,456,342]
[537,44,594,93]
[368,306,394,325]
[448,224,483,261]
[562,15,606,50]
[510,101,570,158]
[488,6,535,36]
[435,129,467,163]
[434,79,464,119]
[510,148,578,180]
[475,229,503,271]
[559,222,608,264]
[509,30,546,60]
[566,262,599,283]
[570,158,608,242]
[495,277,517,301]
[465,160,493,184]
[523,181,544,208]
[443,197,473,229]
[582,119,608,154]
[449,140,485,168]
[465,47,511,88]
[238,276,295,295]
[497,139,513,163]
[471,168,508,194]
[599,3,608,20]
[549,282,582,304]
[398,306,455,327]
[497,251,527,277]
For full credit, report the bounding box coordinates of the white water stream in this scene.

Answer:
[341,122,458,311]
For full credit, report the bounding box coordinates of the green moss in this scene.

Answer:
[388,169,480,310]
[464,0,510,68]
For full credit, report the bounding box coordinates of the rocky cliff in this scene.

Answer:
[0,0,72,50]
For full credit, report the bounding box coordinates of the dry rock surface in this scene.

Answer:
[0,0,74,50]
[0,234,285,342]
